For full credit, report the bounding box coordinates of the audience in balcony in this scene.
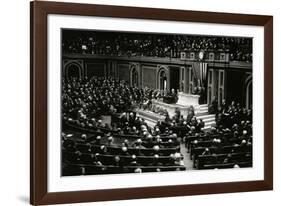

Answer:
[62,31,252,62]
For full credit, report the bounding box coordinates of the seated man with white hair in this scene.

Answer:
[149,154,163,167]
[132,138,146,149]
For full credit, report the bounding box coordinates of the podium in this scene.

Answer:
[163,95,177,104]
[151,92,200,117]
[177,92,199,106]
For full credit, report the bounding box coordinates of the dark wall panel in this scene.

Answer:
[86,63,105,78]
[142,66,157,89]
[118,64,130,83]
[226,70,245,105]
[170,66,180,91]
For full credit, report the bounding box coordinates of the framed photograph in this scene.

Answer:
[30,1,273,205]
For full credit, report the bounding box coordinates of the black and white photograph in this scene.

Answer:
[61,29,253,176]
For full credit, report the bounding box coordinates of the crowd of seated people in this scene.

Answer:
[62,76,163,120]
[62,114,187,175]
[62,31,252,62]
[216,100,252,129]
[62,76,188,120]
[185,100,252,169]
[62,77,193,175]
[62,75,252,174]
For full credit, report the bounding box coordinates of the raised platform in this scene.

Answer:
[136,109,165,128]
[136,93,214,130]
[196,104,216,130]
[137,103,215,131]
[151,99,192,117]
[177,92,200,107]
[150,93,200,117]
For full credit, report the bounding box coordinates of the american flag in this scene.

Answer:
[192,62,208,87]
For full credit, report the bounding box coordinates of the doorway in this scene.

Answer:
[170,67,180,91]
[226,70,244,105]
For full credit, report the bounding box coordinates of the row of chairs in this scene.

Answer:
[191,145,252,160]
[63,151,183,166]
[201,162,252,170]
[70,143,181,156]
[194,152,252,169]
[62,163,186,176]
[65,123,179,141]
[185,132,250,147]
[188,137,251,152]
[66,134,180,148]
